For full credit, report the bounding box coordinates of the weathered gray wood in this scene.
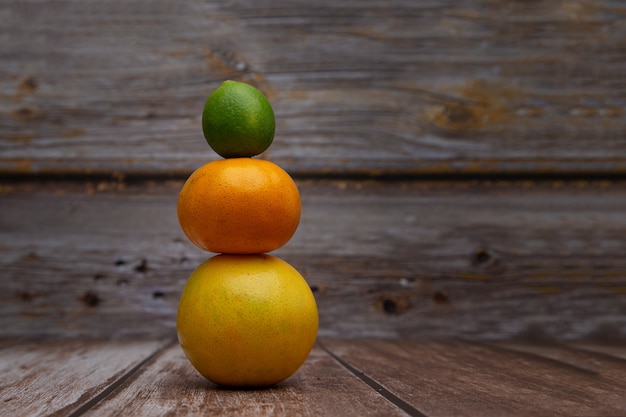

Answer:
[84,344,407,417]
[323,339,626,417]
[1,0,624,177]
[1,179,624,340]
[0,339,167,417]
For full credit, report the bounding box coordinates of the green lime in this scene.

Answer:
[201,80,275,158]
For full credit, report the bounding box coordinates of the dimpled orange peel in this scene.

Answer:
[176,80,318,387]
[177,157,301,255]
[177,254,318,387]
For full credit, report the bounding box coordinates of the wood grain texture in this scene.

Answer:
[572,343,626,360]
[1,179,624,340]
[323,338,626,417]
[0,339,166,417]
[3,339,621,417]
[494,341,626,386]
[1,0,625,177]
[84,344,408,417]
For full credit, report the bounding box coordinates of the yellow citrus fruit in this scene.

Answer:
[202,80,275,158]
[177,254,319,387]
[177,158,301,254]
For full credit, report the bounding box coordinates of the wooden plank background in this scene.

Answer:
[1,0,625,177]
[1,179,624,340]
[1,0,625,340]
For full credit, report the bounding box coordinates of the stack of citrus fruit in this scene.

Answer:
[176,80,319,388]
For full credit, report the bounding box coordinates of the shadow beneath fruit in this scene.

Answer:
[182,373,296,392]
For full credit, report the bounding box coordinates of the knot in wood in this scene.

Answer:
[376,294,411,315]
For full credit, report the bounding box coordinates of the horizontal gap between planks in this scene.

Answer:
[319,341,428,417]
[56,339,176,417]
[3,168,626,184]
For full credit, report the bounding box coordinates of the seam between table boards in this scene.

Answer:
[318,341,428,417]
[51,338,177,417]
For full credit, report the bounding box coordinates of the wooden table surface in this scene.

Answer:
[1,338,625,417]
